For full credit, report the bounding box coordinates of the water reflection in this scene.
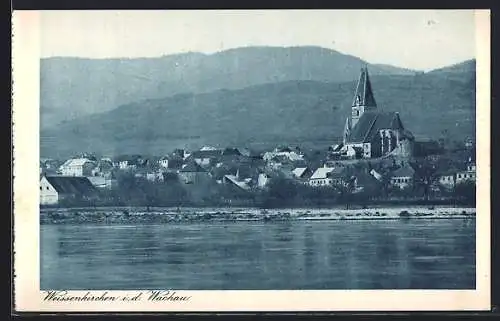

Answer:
[41,220,475,290]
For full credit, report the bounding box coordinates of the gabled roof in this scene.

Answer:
[44,176,98,196]
[224,175,251,190]
[326,167,348,179]
[352,67,377,109]
[354,171,382,187]
[292,167,309,178]
[61,158,94,167]
[310,167,335,180]
[179,161,206,173]
[347,111,404,143]
[222,148,242,156]
[391,165,415,178]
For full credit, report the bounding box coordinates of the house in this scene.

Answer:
[91,158,114,177]
[59,158,96,177]
[326,167,350,187]
[435,168,457,191]
[87,175,117,189]
[456,164,476,184]
[114,155,145,171]
[223,175,251,191]
[145,170,165,182]
[309,166,336,187]
[263,147,304,163]
[257,172,271,189]
[390,164,415,189]
[159,156,170,168]
[178,161,210,184]
[351,171,382,194]
[341,67,414,159]
[40,175,98,205]
[222,147,242,157]
[189,149,222,167]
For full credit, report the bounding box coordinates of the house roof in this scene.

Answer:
[292,167,308,178]
[179,161,206,173]
[44,176,98,196]
[391,165,415,178]
[354,171,381,187]
[224,175,251,190]
[61,158,93,167]
[352,67,377,109]
[310,167,335,180]
[222,148,242,156]
[347,111,405,143]
[326,167,348,179]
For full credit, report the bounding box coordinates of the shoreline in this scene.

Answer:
[40,206,476,224]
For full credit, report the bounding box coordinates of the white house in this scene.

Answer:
[159,156,169,168]
[309,166,335,187]
[456,166,476,184]
[390,164,415,189]
[59,158,96,177]
[437,170,456,190]
[257,173,271,189]
[40,175,98,205]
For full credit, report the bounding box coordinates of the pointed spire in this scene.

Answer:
[343,117,351,145]
[352,66,377,109]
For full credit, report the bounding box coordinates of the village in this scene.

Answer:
[39,68,476,208]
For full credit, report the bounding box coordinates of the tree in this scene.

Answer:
[454,181,476,205]
[335,177,356,209]
[411,158,438,200]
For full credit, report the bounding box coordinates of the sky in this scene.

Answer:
[39,10,477,71]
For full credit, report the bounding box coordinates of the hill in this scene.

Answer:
[427,59,476,75]
[40,46,416,128]
[41,63,475,158]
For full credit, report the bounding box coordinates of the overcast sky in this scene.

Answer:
[39,10,476,71]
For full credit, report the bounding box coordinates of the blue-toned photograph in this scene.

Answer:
[39,10,476,291]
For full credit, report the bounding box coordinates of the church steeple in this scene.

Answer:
[351,66,377,127]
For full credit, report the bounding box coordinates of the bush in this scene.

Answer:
[399,210,411,218]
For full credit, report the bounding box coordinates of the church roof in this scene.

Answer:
[347,111,404,144]
[352,67,377,108]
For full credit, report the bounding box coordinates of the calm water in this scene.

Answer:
[41,219,475,290]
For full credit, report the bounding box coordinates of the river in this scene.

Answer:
[41,218,475,290]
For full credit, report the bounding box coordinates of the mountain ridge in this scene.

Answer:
[41,46,420,128]
[41,61,476,158]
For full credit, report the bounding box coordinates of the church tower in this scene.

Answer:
[351,66,377,128]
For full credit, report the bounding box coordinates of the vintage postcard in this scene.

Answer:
[13,9,491,312]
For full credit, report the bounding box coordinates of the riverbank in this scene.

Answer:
[40,206,476,224]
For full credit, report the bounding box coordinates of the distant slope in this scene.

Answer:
[427,59,476,75]
[41,64,475,158]
[40,46,416,128]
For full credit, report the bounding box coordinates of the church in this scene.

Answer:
[338,67,414,159]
